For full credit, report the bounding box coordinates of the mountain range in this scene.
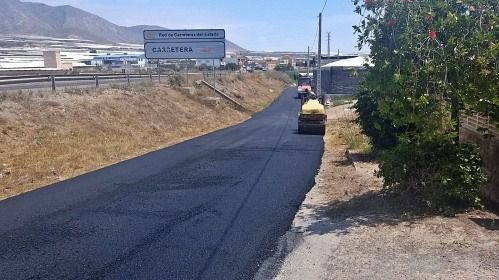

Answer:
[0,0,246,52]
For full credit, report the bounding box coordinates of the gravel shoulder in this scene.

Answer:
[269,104,499,280]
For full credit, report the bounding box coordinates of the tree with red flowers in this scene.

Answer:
[352,0,498,211]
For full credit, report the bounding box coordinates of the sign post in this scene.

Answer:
[213,59,216,96]
[144,29,225,60]
[185,59,189,86]
[144,29,225,90]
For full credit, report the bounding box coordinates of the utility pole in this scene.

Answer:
[307,46,310,77]
[327,32,331,58]
[317,12,322,97]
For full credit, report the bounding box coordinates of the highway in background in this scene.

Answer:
[0,88,324,280]
[0,77,153,91]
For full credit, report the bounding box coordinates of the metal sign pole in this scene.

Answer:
[185,59,189,86]
[213,59,216,94]
[157,62,161,83]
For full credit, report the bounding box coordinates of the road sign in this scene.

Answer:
[143,29,225,41]
[143,29,226,59]
[144,41,225,59]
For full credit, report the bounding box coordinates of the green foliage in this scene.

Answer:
[224,63,241,71]
[273,64,299,81]
[378,140,486,213]
[274,64,295,72]
[354,87,402,151]
[352,0,495,211]
[330,94,355,106]
[354,0,499,135]
[265,71,292,84]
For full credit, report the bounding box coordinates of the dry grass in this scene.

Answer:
[330,105,371,153]
[0,74,287,200]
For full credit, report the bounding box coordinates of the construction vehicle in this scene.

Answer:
[298,90,327,135]
[297,76,312,99]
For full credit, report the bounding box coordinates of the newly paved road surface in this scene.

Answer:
[0,88,324,280]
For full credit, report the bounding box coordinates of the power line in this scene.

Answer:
[308,0,329,52]
[310,24,319,51]
[321,0,328,13]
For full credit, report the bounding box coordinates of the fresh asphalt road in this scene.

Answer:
[0,87,324,280]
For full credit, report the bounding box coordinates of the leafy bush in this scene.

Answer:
[354,87,401,151]
[274,64,294,72]
[265,71,292,84]
[378,139,486,213]
[224,63,240,71]
[352,0,496,211]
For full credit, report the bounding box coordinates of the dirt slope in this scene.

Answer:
[0,73,288,200]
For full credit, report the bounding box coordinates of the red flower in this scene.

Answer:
[428,31,437,40]
[386,19,395,28]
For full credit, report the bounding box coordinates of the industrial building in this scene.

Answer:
[313,56,371,95]
[90,53,148,70]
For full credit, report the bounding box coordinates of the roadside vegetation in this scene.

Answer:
[330,94,355,107]
[0,73,289,200]
[353,0,498,213]
[276,103,499,279]
[335,106,372,153]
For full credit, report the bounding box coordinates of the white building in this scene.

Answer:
[196,59,221,67]
[43,51,63,69]
[137,55,149,68]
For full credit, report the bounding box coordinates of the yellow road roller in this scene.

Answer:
[298,92,327,135]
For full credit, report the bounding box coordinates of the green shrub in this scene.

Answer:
[265,71,291,84]
[224,63,240,71]
[274,64,294,72]
[354,88,402,151]
[378,139,486,213]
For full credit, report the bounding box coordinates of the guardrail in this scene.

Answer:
[0,71,243,92]
[462,113,499,137]
[0,73,157,90]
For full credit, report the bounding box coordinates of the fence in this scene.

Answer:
[0,71,243,92]
[462,113,499,138]
[0,73,157,91]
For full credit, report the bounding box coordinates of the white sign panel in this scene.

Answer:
[144,29,225,41]
[144,41,225,59]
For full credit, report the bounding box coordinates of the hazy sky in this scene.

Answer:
[34,0,363,52]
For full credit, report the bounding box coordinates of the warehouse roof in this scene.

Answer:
[321,56,372,68]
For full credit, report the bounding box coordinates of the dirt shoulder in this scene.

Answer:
[0,73,289,200]
[273,104,499,280]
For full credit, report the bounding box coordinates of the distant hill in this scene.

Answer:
[0,0,247,52]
